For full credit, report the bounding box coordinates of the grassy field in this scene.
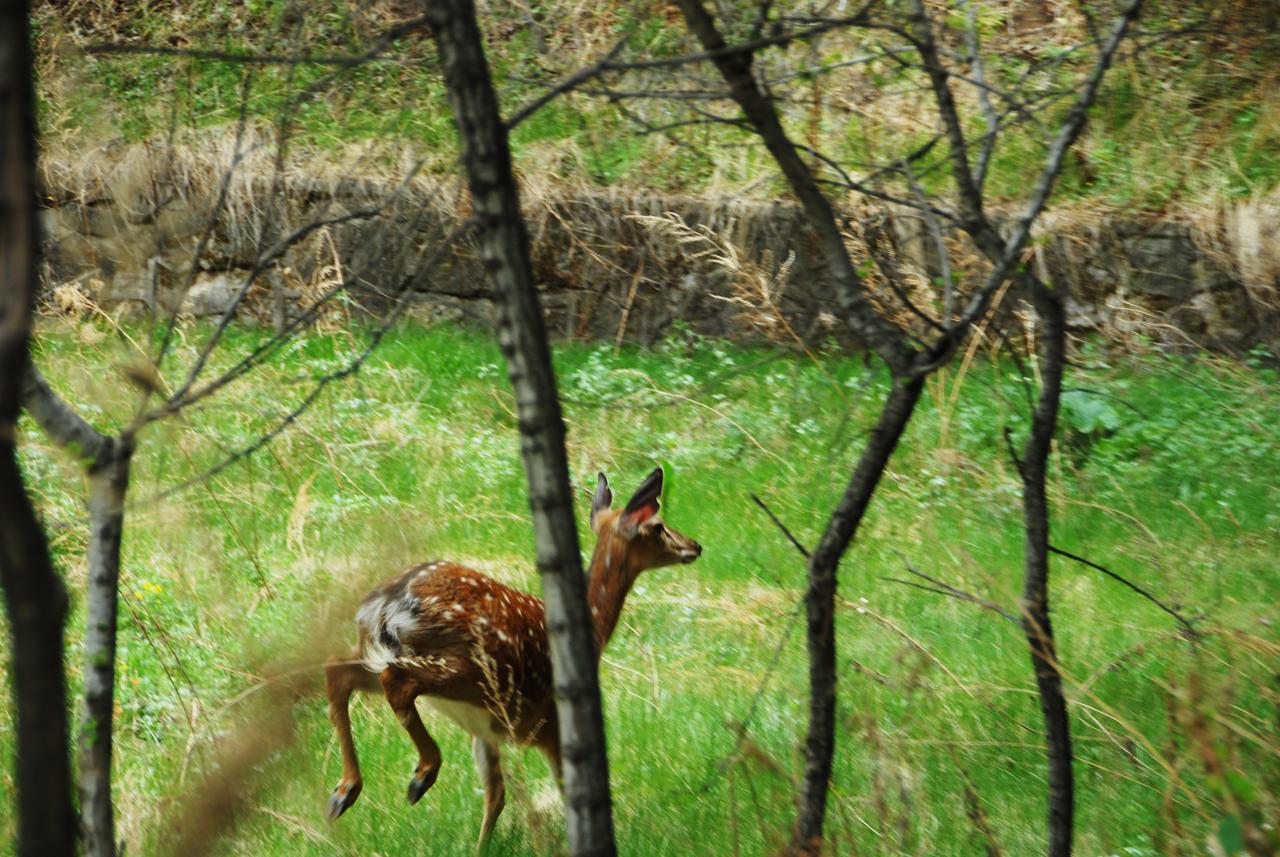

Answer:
[4,317,1278,856]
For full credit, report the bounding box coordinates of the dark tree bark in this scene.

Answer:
[0,3,78,855]
[672,2,1143,853]
[672,0,914,376]
[669,5,930,852]
[909,7,1141,853]
[793,377,923,854]
[422,1,616,854]
[1018,284,1072,857]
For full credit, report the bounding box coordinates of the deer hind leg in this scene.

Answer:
[380,666,443,805]
[325,653,380,819]
[473,737,506,849]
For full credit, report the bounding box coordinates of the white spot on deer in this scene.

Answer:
[477,616,489,626]
[497,630,510,643]
[452,602,463,611]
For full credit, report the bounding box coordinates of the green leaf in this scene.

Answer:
[1217,815,1244,855]
[1061,391,1122,435]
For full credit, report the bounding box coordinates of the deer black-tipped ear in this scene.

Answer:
[590,472,613,530]
[620,467,662,533]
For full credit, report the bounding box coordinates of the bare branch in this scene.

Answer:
[963,0,1000,189]
[21,369,113,465]
[143,219,472,503]
[884,551,1017,624]
[507,35,628,130]
[1048,545,1199,637]
[673,0,916,375]
[750,494,812,559]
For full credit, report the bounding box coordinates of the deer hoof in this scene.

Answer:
[328,781,362,820]
[407,767,438,805]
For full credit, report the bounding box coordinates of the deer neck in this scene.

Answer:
[585,535,640,655]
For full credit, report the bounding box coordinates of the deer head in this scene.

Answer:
[591,467,701,568]
[585,468,701,649]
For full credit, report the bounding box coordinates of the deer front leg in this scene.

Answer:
[473,737,506,849]
[380,667,443,805]
[325,654,380,819]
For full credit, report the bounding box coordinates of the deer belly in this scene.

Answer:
[424,697,508,745]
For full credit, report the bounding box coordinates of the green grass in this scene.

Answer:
[33,1,1280,206]
[3,318,1278,855]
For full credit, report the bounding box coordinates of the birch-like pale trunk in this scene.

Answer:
[80,440,133,857]
[0,4,77,854]
[422,2,616,853]
[24,368,130,857]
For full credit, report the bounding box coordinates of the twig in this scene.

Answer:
[507,35,628,130]
[750,494,811,559]
[1048,545,1199,638]
[886,550,1017,624]
[139,220,473,505]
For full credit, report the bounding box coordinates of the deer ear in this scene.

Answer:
[590,472,613,530]
[620,467,662,534]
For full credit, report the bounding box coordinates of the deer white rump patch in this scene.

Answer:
[355,590,420,673]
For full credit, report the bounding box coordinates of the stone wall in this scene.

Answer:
[39,164,1277,352]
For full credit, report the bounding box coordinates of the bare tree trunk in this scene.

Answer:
[80,440,133,857]
[793,378,923,855]
[672,0,914,376]
[24,367,129,857]
[0,3,78,854]
[422,2,616,854]
[1019,284,1072,857]
[667,5,931,851]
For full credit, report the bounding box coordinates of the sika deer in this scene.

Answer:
[324,468,700,847]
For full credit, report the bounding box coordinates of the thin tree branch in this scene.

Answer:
[21,369,113,464]
[963,0,1001,189]
[673,0,916,375]
[750,494,812,559]
[507,35,628,130]
[887,551,1018,624]
[1048,545,1199,637]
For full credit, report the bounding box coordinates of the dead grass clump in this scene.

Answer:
[1187,189,1280,347]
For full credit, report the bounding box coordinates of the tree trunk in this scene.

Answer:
[0,2,78,854]
[671,0,914,376]
[1019,284,1073,857]
[791,378,924,855]
[80,440,134,857]
[422,2,616,854]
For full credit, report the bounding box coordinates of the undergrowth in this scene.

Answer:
[30,0,1280,208]
[1,317,1276,855]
